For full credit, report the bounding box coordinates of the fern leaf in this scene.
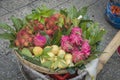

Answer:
[0,23,15,32]
[0,33,15,40]
[10,16,23,31]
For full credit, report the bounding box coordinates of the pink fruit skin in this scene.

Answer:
[72,51,84,63]
[15,27,33,47]
[61,35,73,52]
[33,33,47,47]
[46,29,53,36]
[69,34,83,46]
[81,40,91,57]
[61,27,91,63]
[72,40,90,63]
[38,23,44,30]
[71,27,82,36]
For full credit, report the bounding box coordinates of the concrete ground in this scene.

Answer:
[0,0,120,80]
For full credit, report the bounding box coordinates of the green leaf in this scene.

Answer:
[24,55,40,65]
[58,17,64,27]
[25,56,41,66]
[26,14,34,20]
[40,18,45,24]
[72,18,80,26]
[60,9,68,17]
[85,23,106,45]
[0,33,15,40]
[26,56,41,66]
[80,22,88,35]
[68,6,77,19]
[16,50,41,66]
[94,29,106,43]
[51,30,62,45]
[41,47,52,58]
[45,35,51,46]
[41,9,55,17]
[77,6,88,17]
[0,23,15,32]
[75,60,85,67]
[10,16,23,31]
[41,61,53,68]
[21,48,32,57]
[9,40,15,48]
[22,18,29,25]
[31,57,41,66]
[86,55,97,63]
[43,47,52,54]
[65,26,72,35]
[80,19,93,23]
[26,6,55,23]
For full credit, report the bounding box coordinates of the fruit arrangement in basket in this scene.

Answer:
[0,6,105,74]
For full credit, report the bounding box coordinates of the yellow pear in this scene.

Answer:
[65,54,72,60]
[58,49,66,58]
[33,46,43,56]
[65,54,72,65]
[51,45,59,55]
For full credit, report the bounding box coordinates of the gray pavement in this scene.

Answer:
[0,0,120,80]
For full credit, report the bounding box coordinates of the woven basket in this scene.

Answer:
[14,51,69,74]
[15,51,88,80]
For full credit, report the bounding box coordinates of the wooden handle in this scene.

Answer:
[97,30,120,74]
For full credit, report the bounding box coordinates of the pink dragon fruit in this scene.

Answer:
[61,35,73,52]
[69,33,83,46]
[72,40,91,63]
[81,40,91,57]
[33,33,47,47]
[61,27,91,63]
[72,51,85,63]
[71,27,82,36]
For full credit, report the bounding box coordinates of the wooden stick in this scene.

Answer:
[97,30,120,74]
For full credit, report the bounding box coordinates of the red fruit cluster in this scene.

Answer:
[31,20,44,31]
[45,13,60,36]
[15,27,33,47]
[28,13,61,36]
[111,5,120,16]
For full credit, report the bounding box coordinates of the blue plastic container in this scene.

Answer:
[105,1,120,29]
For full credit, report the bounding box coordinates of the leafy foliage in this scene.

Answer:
[21,48,33,57]
[40,47,52,60]
[67,6,78,19]
[42,61,53,68]
[26,6,55,24]
[80,22,106,54]
[61,6,88,19]
[0,33,15,40]
[10,16,24,32]
[77,6,88,17]
[0,23,15,33]
[16,50,41,66]
[50,29,62,45]
[42,47,52,56]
